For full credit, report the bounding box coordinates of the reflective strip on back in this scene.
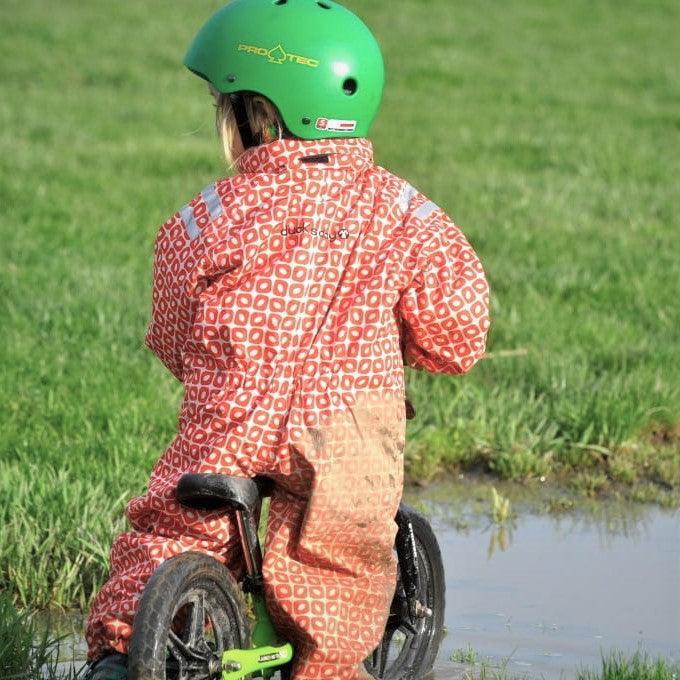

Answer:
[399,183,417,212]
[180,204,201,241]
[415,200,439,221]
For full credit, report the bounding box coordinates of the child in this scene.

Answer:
[85,0,490,678]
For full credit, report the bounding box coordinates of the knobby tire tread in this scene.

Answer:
[366,503,445,680]
[127,552,251,680]
[401,504,446,676]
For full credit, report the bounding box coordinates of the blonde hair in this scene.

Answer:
[215,93,283,167]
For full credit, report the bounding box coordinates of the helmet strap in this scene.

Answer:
[230,94,258,150]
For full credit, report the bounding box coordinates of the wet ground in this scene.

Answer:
[51,480,679,679]
[408,480,680,679]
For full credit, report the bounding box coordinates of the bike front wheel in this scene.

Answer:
[127,552,251,680]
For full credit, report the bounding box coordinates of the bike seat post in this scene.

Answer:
[235,507,264,587]
[175,473,269,589]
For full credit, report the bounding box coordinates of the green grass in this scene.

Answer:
[453,648,680,680]
[0,594,82,679]
[451,644,479,665]
[1,0,679,610]
[577,650,680,680]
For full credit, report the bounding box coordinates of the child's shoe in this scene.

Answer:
[83,652,128,680]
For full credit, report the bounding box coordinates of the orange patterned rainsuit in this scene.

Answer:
[86,137,490,679]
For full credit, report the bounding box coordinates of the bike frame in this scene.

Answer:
[216,503,294,679]
[220,591,293,679]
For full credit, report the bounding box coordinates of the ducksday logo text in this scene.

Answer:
[238,43,319,68]
[281,222,349,241]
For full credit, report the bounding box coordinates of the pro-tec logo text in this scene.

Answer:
[238,43,319,68]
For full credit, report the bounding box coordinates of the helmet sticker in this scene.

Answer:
[316,118,357,132]
[238,43,319,68]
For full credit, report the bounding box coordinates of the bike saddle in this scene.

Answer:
[176,473,272,513]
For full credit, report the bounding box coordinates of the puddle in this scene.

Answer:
[45,481,679,679]
[406,481,680,678]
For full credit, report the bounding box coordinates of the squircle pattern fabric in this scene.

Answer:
[86,138,490,680]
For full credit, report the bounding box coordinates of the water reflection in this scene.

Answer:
[487,523,515,559]
[550,505,653,545]
[410,479,675,545]
[405,480,680,679]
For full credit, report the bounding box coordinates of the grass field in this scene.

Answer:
[1,0,679,612]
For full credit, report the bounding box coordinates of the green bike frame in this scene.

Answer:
[221,592,294,680]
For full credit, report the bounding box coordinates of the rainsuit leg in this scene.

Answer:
[264,395,405,680]
[85,465,243,661]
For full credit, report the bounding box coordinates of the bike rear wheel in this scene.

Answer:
[364,503,445,680]
[127,552,251,680]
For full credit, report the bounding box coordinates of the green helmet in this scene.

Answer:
[183,0,384,140]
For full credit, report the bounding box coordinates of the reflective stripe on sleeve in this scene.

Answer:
[201,185,223,221]
[399,183,417,213]
[179,185,222,242]
[415,200,439,221]
[180,204,201,241]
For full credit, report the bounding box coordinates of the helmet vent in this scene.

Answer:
[317,2,332,8]
[273,0,287,5]
[342,78,358,96]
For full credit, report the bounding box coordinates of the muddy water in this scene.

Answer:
[406,481,680,679]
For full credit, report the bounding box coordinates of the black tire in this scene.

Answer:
[365,503,445,680]
[127,552,251,680]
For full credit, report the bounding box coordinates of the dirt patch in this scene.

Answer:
[648,421,680,448]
